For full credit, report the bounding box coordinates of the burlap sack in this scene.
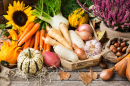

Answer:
[0,65,10,86]
[103,37,130,63]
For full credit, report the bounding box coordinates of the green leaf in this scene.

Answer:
[0,24,6,29]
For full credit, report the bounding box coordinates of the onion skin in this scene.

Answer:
[72,44,87,60]
[42,52,60,68]
[75,30,92,41]
[100,67,115,80]
[77,24,93,34]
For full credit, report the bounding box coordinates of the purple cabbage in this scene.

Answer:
[77,0,130,31]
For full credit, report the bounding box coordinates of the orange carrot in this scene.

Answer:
[7,35,12,38]
[18,23,40,46]
[18,22,35,42]
[43,34,47,53]
[34,31,40,50]
[40,29,45,51]
[18,34,21,39]
[29,35,35,48]
[42,34,51,53]
[23,37,32,50]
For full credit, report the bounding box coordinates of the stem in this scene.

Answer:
[28,49,32,59]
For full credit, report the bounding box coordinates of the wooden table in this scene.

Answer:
[9,63,130,86]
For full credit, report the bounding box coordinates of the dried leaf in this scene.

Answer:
[88,67,98,80]
[97,30,105,41]
[79,72,92,85]
[79,67,98,85]
[59,71,70,80]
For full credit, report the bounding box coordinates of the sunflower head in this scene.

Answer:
[3,1,35,32]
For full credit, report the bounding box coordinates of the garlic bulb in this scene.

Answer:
[84,39,102,56]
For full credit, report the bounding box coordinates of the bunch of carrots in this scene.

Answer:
[8,22,51,53]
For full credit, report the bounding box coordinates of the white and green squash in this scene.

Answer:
[17,48,43,74]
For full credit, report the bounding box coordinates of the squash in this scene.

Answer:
[17,48,43,74]
[68,8,89,28]
[0,30,22,67]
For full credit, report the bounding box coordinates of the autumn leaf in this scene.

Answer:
[96,30,105,41]
[79,67,98,85]
[59,71,70,80]
[88,67,98,80]
[79,72,92,85]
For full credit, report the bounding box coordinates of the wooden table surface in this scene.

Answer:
[9,63,130,86]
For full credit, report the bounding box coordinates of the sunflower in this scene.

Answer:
[3,1,35,32]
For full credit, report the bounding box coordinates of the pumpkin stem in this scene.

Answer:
[28,49,32,58]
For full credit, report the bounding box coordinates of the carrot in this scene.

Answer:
[34,31,40,50]
[7,35,12,38]
[40,29,45,51]
[45,34,51,52]
[18,22,35,42]
[48,28,72,50]
[23,37,32,50]
[18,34,21,39]
[59,22,72,46]
[29,35,35,48]
[43,33,47,53]
[18,23,40,46]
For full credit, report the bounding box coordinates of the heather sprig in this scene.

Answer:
[77,0,130,32]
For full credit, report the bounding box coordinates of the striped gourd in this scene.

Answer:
[68,8,89,28]
[17,48,43,74]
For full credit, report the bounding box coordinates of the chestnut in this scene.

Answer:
[99,62,108,69]
[121,42,126,47]
[116,52,123,56]
[110,45,115,50]
[122,46,127,52]
[112,48,117,53]
[114,43,119,47]
[111,40,116,45]
[117,47,122,52]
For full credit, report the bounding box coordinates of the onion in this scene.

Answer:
[42,52,60,68]
[100,67,115,80]
[72,44,87,60]
[75,30,92,41]
[77,24,93,34]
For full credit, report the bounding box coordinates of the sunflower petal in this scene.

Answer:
[3,15,11,20]
[24,7,32,14]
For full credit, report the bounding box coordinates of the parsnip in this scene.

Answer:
[44,37,60,46]
[59,22,72,45]
[69,30,85,49]
[54,45,78,63]
[48,28,73,50]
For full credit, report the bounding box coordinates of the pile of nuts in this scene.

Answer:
[110,38,128,57]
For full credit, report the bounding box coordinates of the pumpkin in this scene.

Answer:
[0,42,21,67]
[17,48,43,74]
[0,29,21,67]
[68,8,89,28]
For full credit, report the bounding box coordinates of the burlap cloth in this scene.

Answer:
[103,37,130,63]
[0,65,10,86]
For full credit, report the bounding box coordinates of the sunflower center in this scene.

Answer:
[13,11,28,27]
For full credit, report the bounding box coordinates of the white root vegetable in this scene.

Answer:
[54,45,78,63]
[59,22,72,45]
[44,37,60,46]
[48,28,73,50]
[69,30,85,49]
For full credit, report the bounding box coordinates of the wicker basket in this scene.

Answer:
[60,54,102,70]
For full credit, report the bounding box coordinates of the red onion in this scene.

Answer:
[77,24,93,34]
[42,52,60,68]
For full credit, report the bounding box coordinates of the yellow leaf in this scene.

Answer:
[97,30,105,41]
